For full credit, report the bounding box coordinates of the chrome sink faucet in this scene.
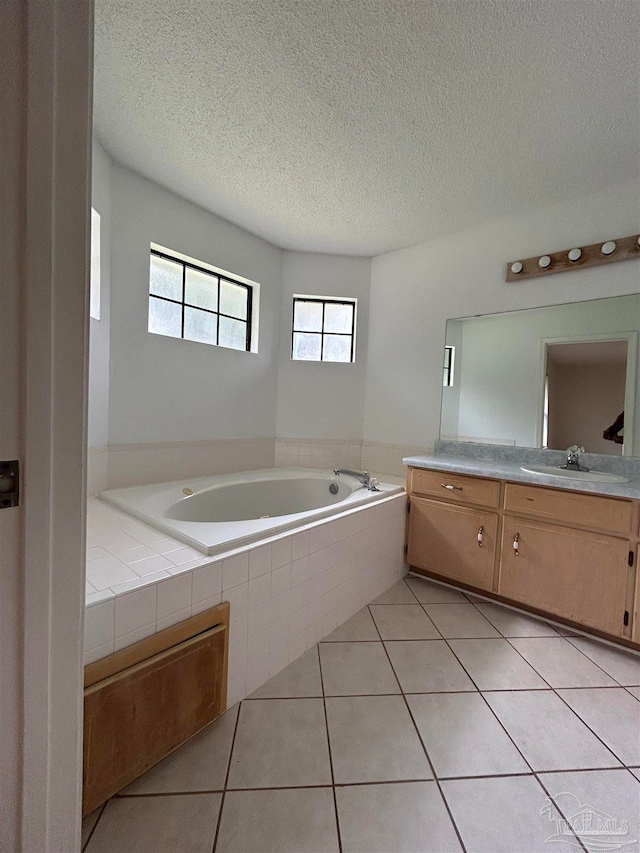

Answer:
[560,445,590,472]
[333,468,380,491]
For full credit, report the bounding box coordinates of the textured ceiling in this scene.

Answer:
[94,0,639,256]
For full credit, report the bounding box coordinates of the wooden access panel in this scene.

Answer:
[408,497,498,591]
[500,517,629,637]
[409,468,501,508]
[83,605,228,816]
[504,483,633,536]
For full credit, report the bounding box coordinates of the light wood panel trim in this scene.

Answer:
[500,516,629,637]
[503,483,633,536]
[408,497,498,591]
[84,601,230,688]
[409,467,501,508]
[83,624,226,815]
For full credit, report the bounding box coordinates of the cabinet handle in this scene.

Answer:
[441,484,463,491]
[513,533,520,557]
[477,525,484,547]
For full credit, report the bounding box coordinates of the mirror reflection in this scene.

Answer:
[441,294,639,456]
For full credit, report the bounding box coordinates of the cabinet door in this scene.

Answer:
[500,516,629,637]
[408,497,497,591]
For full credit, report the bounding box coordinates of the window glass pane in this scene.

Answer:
[219,280,248,320]
[150,255,183,301]
[322,334,352,362]
[293,300,323,332]
[219,315,247,350]
[324,302,353,334]
[184,307,218,345]
[149,296,182,338]
[185,268,218,311]
[292,332,322,360]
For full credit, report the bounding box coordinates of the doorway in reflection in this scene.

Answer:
[545,340,627,456]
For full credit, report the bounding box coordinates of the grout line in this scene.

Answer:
[501,636,631,768]
[316,643,343,853]
[439,634,589,851]
[367,604,470,853]
[82,801,107,852]
[211,702,242,853]
[563,636,637,688]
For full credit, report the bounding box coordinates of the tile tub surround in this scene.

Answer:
[84,491,407,707]
[275,438,433,478]
[82,579,640,853]
[89,437,419,495]
[103,437,276,492]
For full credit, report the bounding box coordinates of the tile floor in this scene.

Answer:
[83,575,640,853]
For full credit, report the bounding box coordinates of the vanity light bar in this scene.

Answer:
[506,233,640,282]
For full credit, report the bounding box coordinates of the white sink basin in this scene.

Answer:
[520,465,629,484]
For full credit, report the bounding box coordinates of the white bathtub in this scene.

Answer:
[99,468,403,555]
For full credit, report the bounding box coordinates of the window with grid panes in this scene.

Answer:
[148,249,252,351]
[291,297,356,362]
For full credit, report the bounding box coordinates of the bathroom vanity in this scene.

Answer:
[404,455,640,648]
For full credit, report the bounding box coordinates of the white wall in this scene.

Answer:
[108,164,284,445]
[276,252,371,441]
[88,139,112,449]
[364,181,640,452]
[449,296,638,448]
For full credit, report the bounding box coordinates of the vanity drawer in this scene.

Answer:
[504,482,633,536]
[409,468,500,508]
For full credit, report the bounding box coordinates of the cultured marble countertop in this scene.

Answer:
[402,454,640,500]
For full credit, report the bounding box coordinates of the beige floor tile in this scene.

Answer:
[485,690,621,771]
[541,769,640,853]
[628,686,640,700]
[319,642,399,695]
[326,695,432,784]
[405,576,467,603]
[322,607,380,642]
[441,775,570,852]
[227,698,332,788]
[369,604,439,640]
[422,603,501,638]
[85,794,221,853]
[371,580,418,604]
[217,787,339,853]
[448,639,548,690]
[558,688,640,766]
[408,692,529,778]
[385,640,475,693]
[509,638,618,688]
[122,705,238,794]
[249,648,322,698]
[631,768,640,781]
[475,602,560,637]
[336,781,462,853]
[567,637,640,686]
[82,807,103,850]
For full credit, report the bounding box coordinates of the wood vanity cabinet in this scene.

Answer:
[406,466,638,646]
[499,517,629,637]
[407,497,497,591]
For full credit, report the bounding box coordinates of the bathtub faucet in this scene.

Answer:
[333,468,380,491]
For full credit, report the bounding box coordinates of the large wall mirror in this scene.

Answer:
[440,294,640,457]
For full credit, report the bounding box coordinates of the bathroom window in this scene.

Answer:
[443,346,455,386]
[148,248,253,351]
[291,296,356,362]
